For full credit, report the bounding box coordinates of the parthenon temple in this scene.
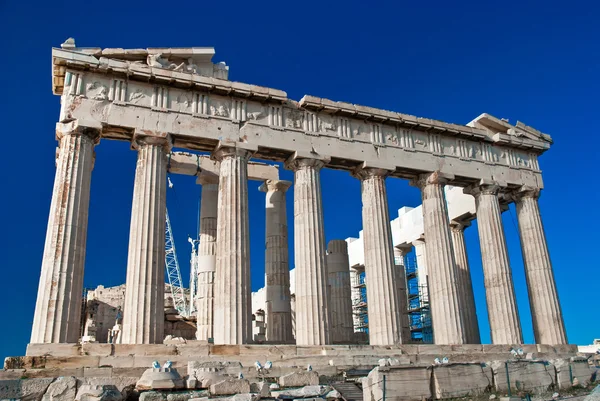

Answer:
[31,38,568,350]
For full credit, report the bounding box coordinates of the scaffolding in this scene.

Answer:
[404,254,433,343]
[352,271,368,333]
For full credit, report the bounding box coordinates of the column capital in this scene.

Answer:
[450,220,471,232]
[132,131,172,151]
[211,144,254,162]
[412,238,426,247]
[410,171,455,189]
[351,166,391,181]
[510,186,542,201]
[259,179,292,193]
[284,155,326,172]
[56,121,100,143]
[394,246,411,257]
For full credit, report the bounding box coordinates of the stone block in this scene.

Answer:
[83,367,113,377]
[75,384,122,401]
[21,367,85,379]
[114,345,178,357]
[166,390,210,401]
[27,343,81,357]
[272,385,331,398]
[249,381,270,397]
[0,377,54,400]
[139,391,166,401]
[112,368,146,378]
[82,343,114,357]
[210,345,241,356]
[417,344,451,355]
[571,361,594,387]
[209,378,250,395]
[363,366,431,401]
[176,343,209,357]
[491,360,555,394]
[432,363,492,399]
[43,376,77,401]
[278,371,319,387]
[79,377,140,393]
[44,356,100,369]
[136,368,185,390]
[4,355,47,369]
[99,356,135,368]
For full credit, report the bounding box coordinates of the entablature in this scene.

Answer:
[52,45,551,190]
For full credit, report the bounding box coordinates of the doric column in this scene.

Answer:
[259,179,294,343]
[285,156,331,345]
[353,167,402,345]
[449,221,481,344]
[326,240,354,343]
[514,188,567,344]
[349,267,363,332]
[394,247,412,344]
[212,146,252,344]
[195,174,219,341]
[465,184,523,344]
[412,239,429,307]
[121,134,170,344]
[411,172,466,344]
[31,121,99,344]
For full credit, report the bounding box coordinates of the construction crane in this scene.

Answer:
[165,177,188,317]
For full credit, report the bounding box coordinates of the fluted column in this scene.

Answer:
[260,179,294,343]
[31,122,99,344]
[394,247,412,344]
[285,156,331,345]
[449,221,481,344]
[412,239,429,307]
[195,174,218,341]
[514,188,567,344]
[326,240,354,343]
[213,146,252,344]
[349,267,363,332]
[121,134,170,344]
[466,184,523,344]
[412,172,466,344]
[354,167,402,345]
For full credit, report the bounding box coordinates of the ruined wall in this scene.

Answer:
[85,284,196,343]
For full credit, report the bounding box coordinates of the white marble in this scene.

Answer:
[31,122,99,343]
[213,146,252,344]
[121,135,170,344]
[326,240,354,343]
[259,179,294,343]
[286,156,331,345]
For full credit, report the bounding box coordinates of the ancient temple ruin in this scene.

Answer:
[3,39,591,401]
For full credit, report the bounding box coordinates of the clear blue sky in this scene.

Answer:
[0,1,598,361]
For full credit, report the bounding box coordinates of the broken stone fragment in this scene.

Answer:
[278,370,319,388]
[136,368,184,391]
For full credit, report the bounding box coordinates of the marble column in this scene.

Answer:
[31,122,99,344]
[394,247,412,344]
[195,174,218,341]
[285,157,331,345]
[326,240,354,343]
[259,179,294,343]
[354,167,402,345]
[121,135,170,344]
[449,221,481,344]
[349,267,363,332]
[412,172,466,344]
[213,147,252,344]
[466,184,523,344]
[412,239,428,307]
[514,188,567,344]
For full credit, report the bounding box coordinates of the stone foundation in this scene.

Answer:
[2,343,598,401]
